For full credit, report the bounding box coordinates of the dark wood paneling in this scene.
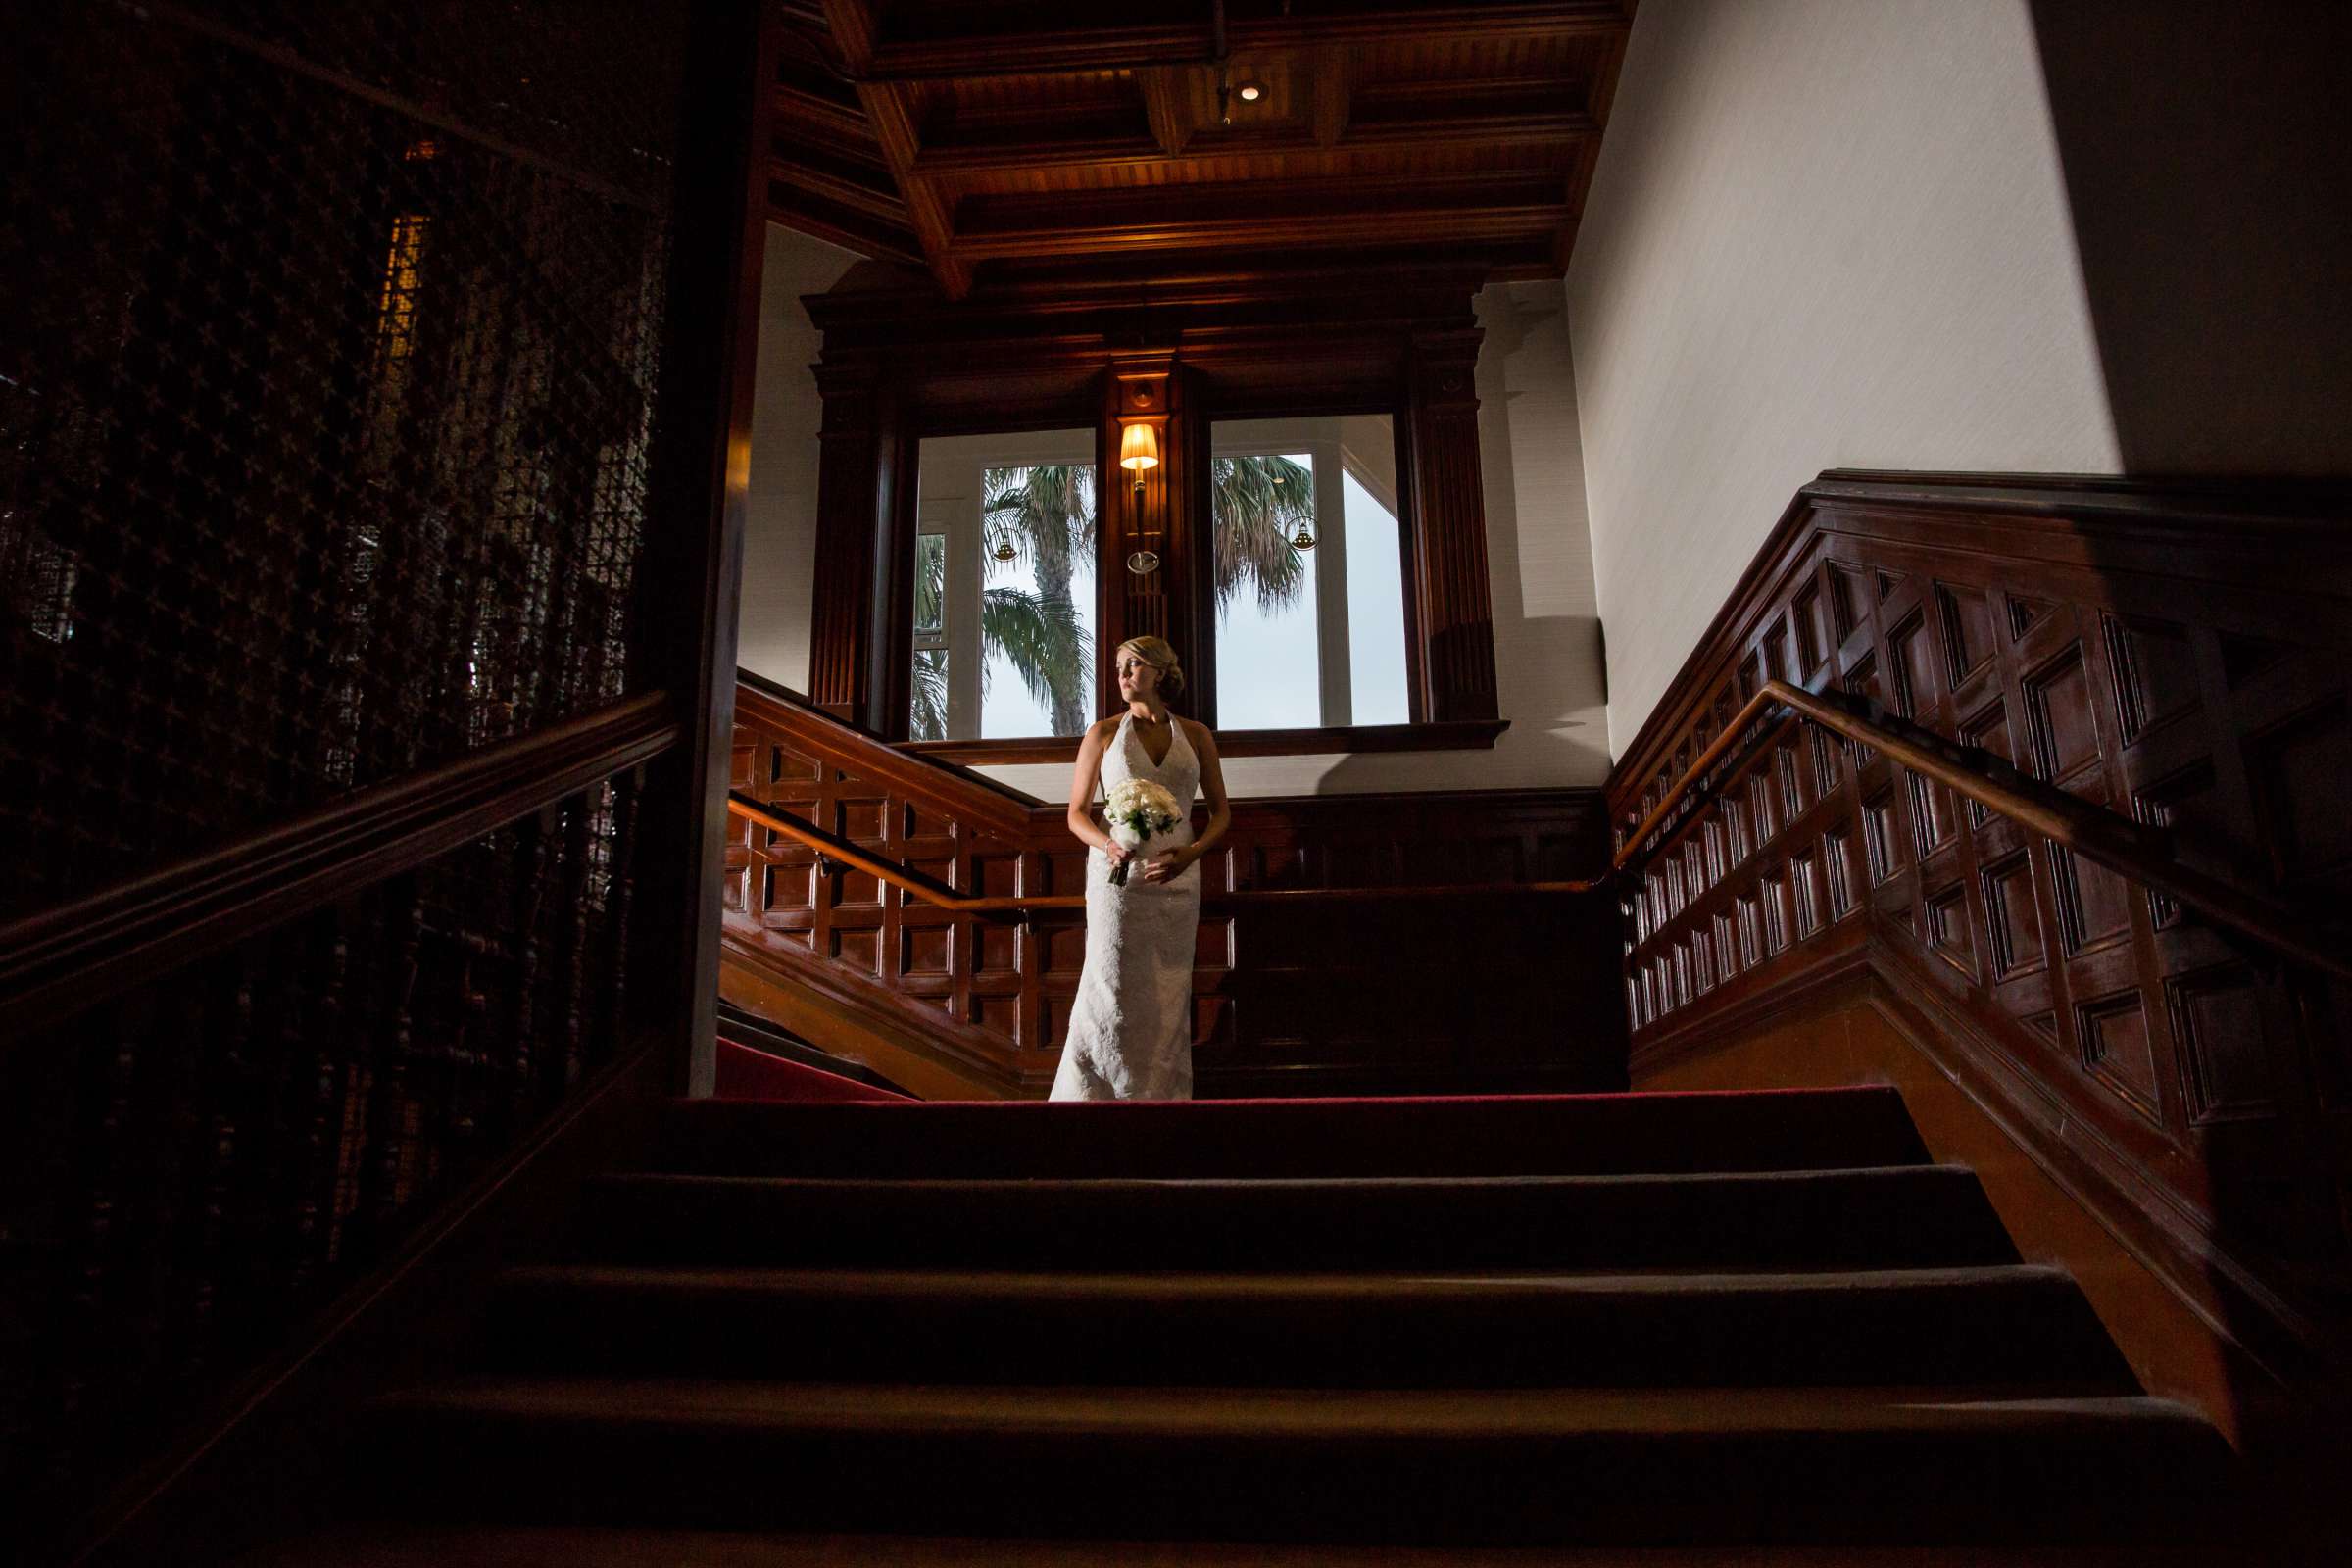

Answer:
[774,2,1635,296]
[728,679,1620,1096]
[804,279,1499,745]
[1607,471,2352,1387]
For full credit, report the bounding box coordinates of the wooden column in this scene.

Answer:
[1102,356,1199,720]
[633,0,775,1096]
[807,361,904,730]
[1405,326,1499,723]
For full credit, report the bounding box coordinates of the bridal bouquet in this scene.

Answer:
[1102,778,1182,887]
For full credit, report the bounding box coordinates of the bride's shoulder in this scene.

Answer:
[1179,716,1216,750]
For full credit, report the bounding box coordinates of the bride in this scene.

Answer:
[1049,635,1231,1101]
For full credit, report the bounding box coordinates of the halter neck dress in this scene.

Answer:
[1049,710,1202,1101]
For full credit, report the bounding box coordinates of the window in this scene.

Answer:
[1209,415,1407,730]
[907,429,1099,741]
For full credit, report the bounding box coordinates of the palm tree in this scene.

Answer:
[1208,455,1315,619]
[917,454,1316,739]
[980,463,1096,736]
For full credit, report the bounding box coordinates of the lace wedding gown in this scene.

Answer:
[1049,711,1201,1101]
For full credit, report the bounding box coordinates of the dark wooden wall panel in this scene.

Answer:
[1606,472,2352,1377]
[726,680,1621,1096]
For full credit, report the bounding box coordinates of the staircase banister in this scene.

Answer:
[1617,677,2352,985]
[729,790,1605,912]
[0,692,681,1039]
[733,671,1046,835]
[728,791,1083,913]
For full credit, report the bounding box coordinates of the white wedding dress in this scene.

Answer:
[1049,711,1202,1101]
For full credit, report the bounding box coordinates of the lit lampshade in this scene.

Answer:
[1237,81,1262,102]
[1118,421,1160,472]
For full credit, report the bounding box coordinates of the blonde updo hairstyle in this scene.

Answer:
[1114,635,1186,703]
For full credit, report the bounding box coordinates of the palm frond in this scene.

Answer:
[982,584,1092,733]
[909,648,949,741]
[912,533,946,634]
[983,463,1097,584]
[1210,455,1314,616]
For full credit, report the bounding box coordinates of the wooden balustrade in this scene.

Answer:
[1,705,673,1547]
[721,675,1625,1098]
[1603,470,2352,1392]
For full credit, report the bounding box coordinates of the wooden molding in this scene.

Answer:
[0,694,679,1040]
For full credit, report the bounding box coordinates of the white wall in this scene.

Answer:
[1566,0,2122,756]
[738,223,859,690]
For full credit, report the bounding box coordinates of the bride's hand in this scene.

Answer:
[1140,849,1190,883]
[1102,842,1134,871]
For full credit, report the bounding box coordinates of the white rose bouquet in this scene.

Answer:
[1102,778,1182,887]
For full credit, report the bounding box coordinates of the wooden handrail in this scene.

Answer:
[727,792,1603,912]
[1618,678,2352,984]
[730,794,1082,914]
[2,694,682,1037]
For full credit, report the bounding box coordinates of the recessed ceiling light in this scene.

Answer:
[1237,81,1262,102]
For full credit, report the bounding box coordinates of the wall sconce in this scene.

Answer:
[1119,421,1160,508]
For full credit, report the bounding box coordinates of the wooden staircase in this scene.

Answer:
[250,1087,2237,1561]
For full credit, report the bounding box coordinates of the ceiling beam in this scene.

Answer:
[770,152,906,225]
[818,0,972,297]
[774,81,873,148]
[910,109,1596,177]
[1141,66,1192,157]
[948,174,1570,262]
[859,4,1632,81]
[765,187,927,268]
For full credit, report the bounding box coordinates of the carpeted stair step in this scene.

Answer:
[238,1525,2244,1567]
[477,1263,2137,1392]
[576,1164,2020,1272]
[355,1378,2231,1545]
[652,1086,1932,1180]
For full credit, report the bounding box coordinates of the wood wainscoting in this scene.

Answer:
[1605,471,2352,1430]
[724,677,1624,1099]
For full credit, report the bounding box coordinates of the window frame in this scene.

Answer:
[1204,411,1412,733]
[904,425,1102,745]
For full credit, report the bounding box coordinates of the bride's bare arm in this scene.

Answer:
[1065,719,1131,866]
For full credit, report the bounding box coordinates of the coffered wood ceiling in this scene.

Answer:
[771,1,1637,298]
